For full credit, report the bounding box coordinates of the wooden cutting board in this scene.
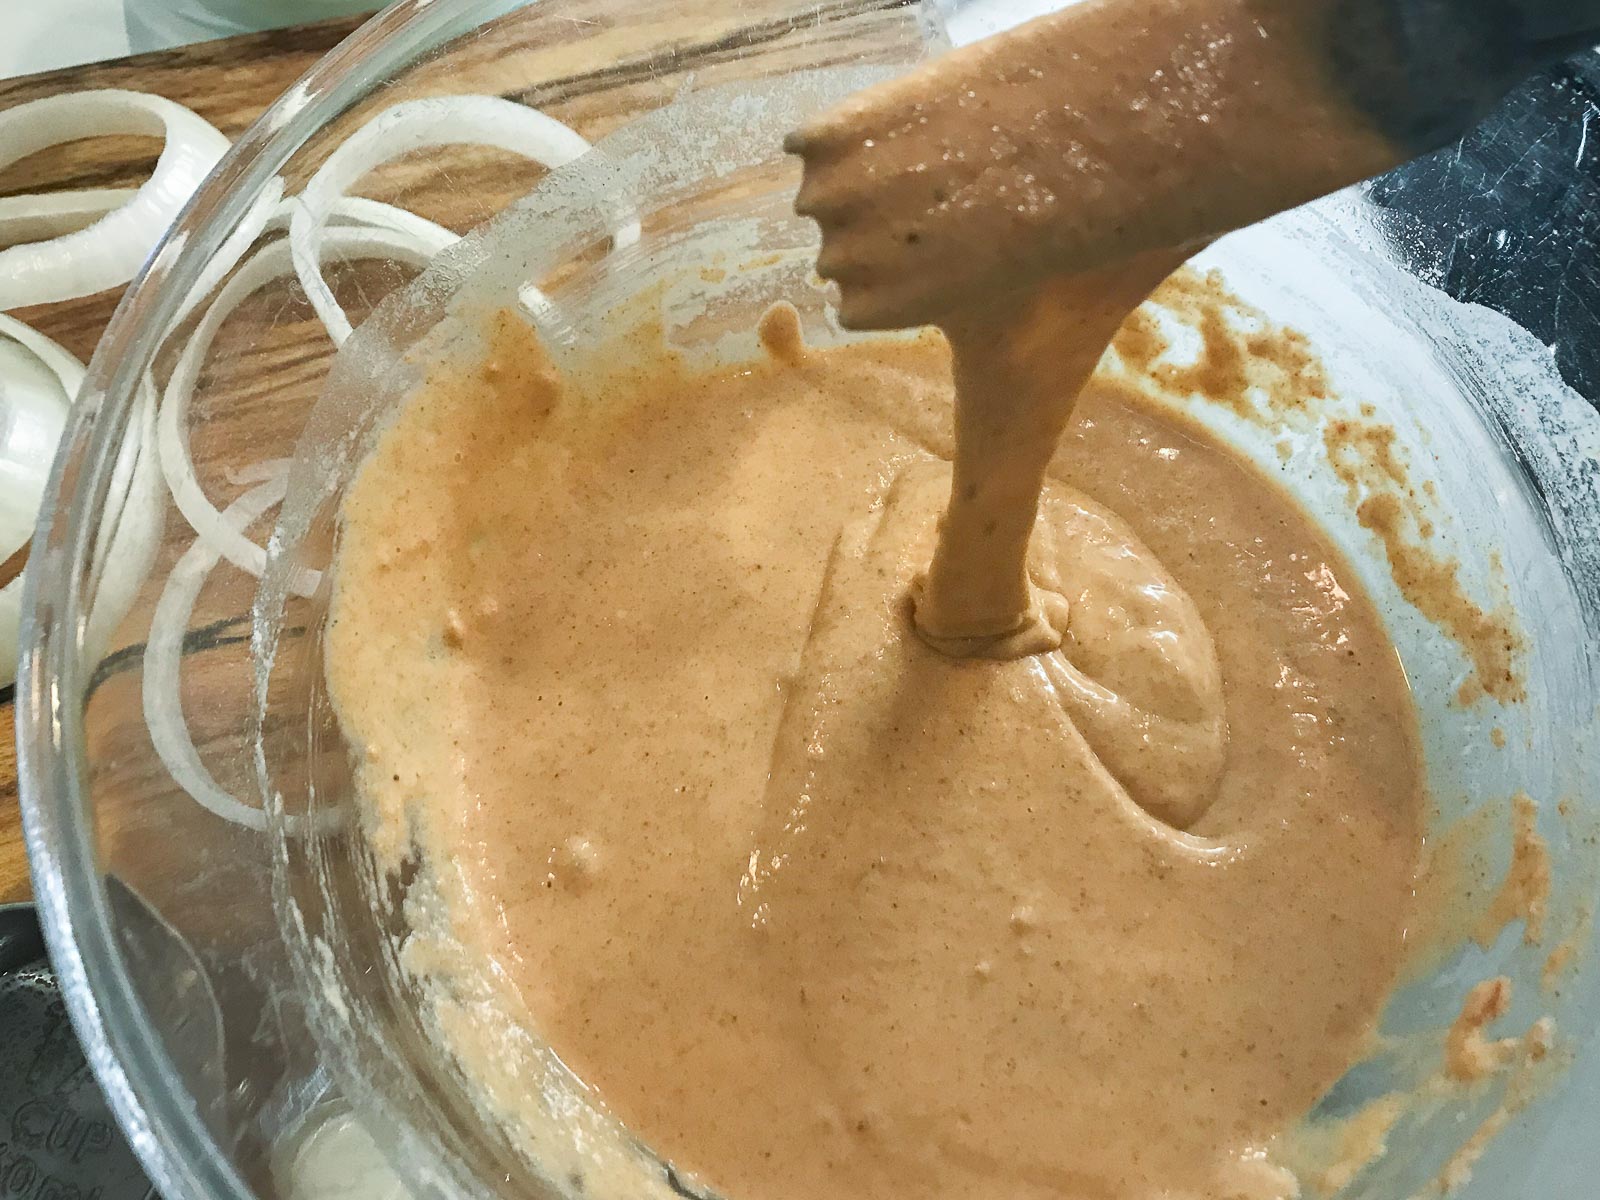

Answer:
[0,0,911,904]
[0,16,369,367]
[0,16,368,902]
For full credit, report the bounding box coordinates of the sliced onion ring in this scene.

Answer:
[173,182,453,333]
[0,316,160,683]
[173,176,285,328]
[289,95,639,345]
[0,187,137,247]
[144,475,286,832]
[0,314,84,686]
[158,228,438,592]
[0,310,85,395]
[0,90,230,310]
[0,314,80,564]
[84,377,165,673]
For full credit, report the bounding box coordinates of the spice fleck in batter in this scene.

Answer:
[327,307,1424,1200]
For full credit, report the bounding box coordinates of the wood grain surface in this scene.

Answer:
[0,16,365,903]
[0,731,21,901]
[0,16,365,366]
[0,1,914,908]
[0,13,930,1184]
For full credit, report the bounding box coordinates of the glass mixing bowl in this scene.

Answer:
[16,3,1600,1199]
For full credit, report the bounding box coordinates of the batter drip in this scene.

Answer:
[327,312,1424,1200]
[911,254,1186,663]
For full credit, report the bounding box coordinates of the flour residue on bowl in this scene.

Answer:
[1107,266,1525,706]
[321,280,1450,1200]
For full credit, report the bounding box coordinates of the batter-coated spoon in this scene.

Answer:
[787,0,1600,657]
[789,0,1600,332]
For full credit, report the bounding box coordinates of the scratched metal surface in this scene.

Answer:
[1362,52,1600,1200]
[1367,52,1600,407]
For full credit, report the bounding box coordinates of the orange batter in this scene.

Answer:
[325,310,1424,1200]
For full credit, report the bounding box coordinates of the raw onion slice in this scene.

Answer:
[289,95,638,346]
[158,228,435,591]
[173,175,285,328]
[143,475,285,832]
[0,314,83,686]
[0,90,230,310]
[0,187,136,247]
[0,311,84,396]
[176,185,455,339]
[327,194,457,254]
[84,376,166,673]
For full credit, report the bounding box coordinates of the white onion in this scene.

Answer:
[83,376,166,674]
[326,194,457,254]
[176,185,455,338]
[0,577,27,690]
[0,318,163,687]
[0,314,83,686]
[0,187,137,247]
[158,228,439,593]
[288,95,638,346]
[173,175,285,328]
[0,311,85,396]
[0,91,230,310]
[159,97,638,589]
[143,475,286,832]
[0,323,76,555]
[174,183,451,322]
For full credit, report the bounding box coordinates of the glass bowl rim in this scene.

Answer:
[18,5,1600,1198]
[13,2,506,1197]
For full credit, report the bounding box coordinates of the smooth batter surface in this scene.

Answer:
[784,0,1409,700]
[327,311,1424,1200]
